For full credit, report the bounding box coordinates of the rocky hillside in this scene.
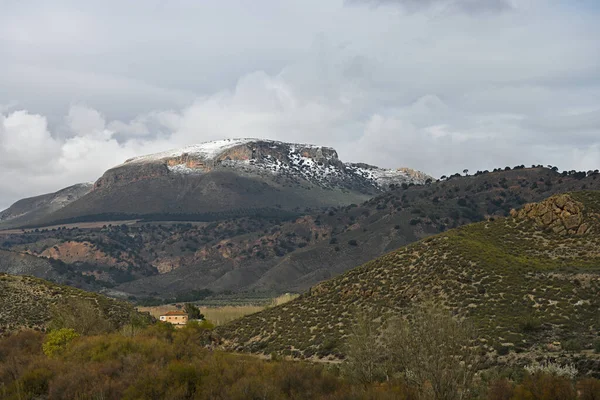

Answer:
[1,167,600,298]
[113,167,600,297]
[0,183,92,229]
[0,273,138,334]
[5,139,430,228]
[217,192,600,364]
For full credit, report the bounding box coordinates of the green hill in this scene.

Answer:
[0,274,139,334]
[218,192,600,360]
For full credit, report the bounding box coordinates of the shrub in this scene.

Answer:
[19,368,54,398]
[519,315,542,333]
[562,339,582,353]
[577,378,600,400]
[514,373,576,400]
[524,362,578,379]
[49,298,115,335]
[43,329,79,357]
[348,240,358,247]
[487,378,514,400]
[494,345,510,356]
[593,339,600,354]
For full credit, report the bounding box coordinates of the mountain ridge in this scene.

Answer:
[2,167,599,300]
[0,183,93,229]
[1,139,431,230]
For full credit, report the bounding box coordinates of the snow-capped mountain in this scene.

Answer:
[1,139,432,228]
[115,138,430,191]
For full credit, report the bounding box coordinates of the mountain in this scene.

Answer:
[2,167,600,298]
[7,139,430,228]
[0,273,138,333]
[217,192,600,365]
[0,183,92,229]
[112,167,600,296]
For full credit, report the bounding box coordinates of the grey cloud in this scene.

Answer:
[345,0,513,13]
[1,0,599,209]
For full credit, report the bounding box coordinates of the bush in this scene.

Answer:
[348,240,358,247]
[514,373,576,400]
[577,378,600,400]
[524,362,578,379]
[49,299,115,335]
[19,368,54,398]
[487,378,514,400]
[494,345,510,356]
[519,315,542,333]
[43,329,79,357]
[562,339,582,353]
[594,339,600,354]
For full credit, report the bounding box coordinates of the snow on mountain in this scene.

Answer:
[119,139,431,190]
[124,138,254,164]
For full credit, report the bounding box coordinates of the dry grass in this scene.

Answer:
[203,305,265,326]
[138,293,299,326]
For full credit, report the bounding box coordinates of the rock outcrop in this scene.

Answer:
[511,194,596,235]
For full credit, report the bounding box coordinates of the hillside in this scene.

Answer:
[1,167,599,298]
[0,183,92,229]
[217,192,600,364]
[0,273,138,334]
[3,139,430,229]
[0,249,68,283]
[113,167,600,296]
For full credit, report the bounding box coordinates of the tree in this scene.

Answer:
[383,305,481,400]
[463,169,469,176]
[184,303,204,320]
[343,314,390,384]
[43,328,79,357]
[49,299,114,335]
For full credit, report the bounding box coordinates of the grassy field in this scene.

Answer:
[138,293,298,326]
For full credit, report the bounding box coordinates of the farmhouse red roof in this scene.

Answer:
[163,311,188,316]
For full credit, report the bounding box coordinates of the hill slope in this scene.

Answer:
[114,167,600,296]
[0,183,92,229]
[0,273,138,333]
[2,167,600,297]
[217,192,600,360]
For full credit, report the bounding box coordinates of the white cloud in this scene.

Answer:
[0,0,599,209]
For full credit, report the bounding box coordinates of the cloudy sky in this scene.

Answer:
[1,0,599,209]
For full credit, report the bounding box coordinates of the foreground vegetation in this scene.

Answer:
[0,272,598,399]
[1,319,599,399]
